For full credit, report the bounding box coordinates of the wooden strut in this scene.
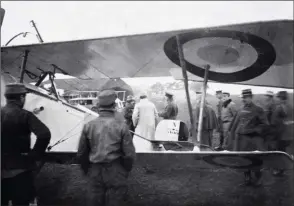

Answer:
[19,50,29,83]
[175,35,197,142]
[196,65,210,143]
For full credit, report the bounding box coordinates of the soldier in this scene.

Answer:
[77,90,136,206]
[1,83,51,206]
[271,91,293,176]
[264,91,276,124]
[132,92,159,140]
[123,95,136,136]
[215,90,224,150]
[263,91,276,150]
[229,89,269,186]
[218,92,237,150]
[159,91,178,120]
[194,91,219,147]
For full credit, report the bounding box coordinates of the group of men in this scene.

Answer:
[214,89,292,186]
[1,81,292,205]
[214,89,292,153]
[1,83,137,206]
[1,83,52,206]
[123,91,178,141]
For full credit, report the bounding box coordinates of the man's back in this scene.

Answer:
[1,103,51,162]
[77,89,136,206]
[2,104,32,154]
[79,109,135,164]
[133,99,158,127]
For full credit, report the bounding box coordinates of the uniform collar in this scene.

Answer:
[6,100,23,108]
[223,99,232,108]
[98,108,116,117]
[244,102,254,108]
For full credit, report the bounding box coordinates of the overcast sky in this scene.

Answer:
[1,1,293,94]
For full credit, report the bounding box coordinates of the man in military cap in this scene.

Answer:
[218,92,237,150]
[1,83,51,206]
[132,92,159,141]
[77,89,136,206]
[229,89,269,186]
[159,91,178,120]
[123,95,136,136]
[215,90,224,150]
[270,91,293,176]
[264,91,276,124]
[194,90,219,147]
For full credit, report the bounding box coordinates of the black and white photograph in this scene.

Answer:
[0,1,293,206]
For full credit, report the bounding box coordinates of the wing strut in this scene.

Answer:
[175,35,197,143]
[19,50,29,83]
[196,65,210,143]
[176,35,211,148]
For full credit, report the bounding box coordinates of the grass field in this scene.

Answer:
[37,158,294,206]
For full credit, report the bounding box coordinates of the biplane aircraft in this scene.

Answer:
[1,16,293,181]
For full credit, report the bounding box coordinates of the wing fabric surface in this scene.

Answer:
[1,20,293,88]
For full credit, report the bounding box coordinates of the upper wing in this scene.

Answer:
[1,20,293,88]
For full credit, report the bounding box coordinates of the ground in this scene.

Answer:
[36,162,294,206]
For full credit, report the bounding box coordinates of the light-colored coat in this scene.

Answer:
[132,98,159,151]
[1,76,6,107]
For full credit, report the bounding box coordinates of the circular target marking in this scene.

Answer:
[203,155,263,169]
[163,30,276,82]
[197,44,240,65]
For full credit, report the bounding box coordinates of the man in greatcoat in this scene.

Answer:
[215,90,224,150]
[218,92,237,150]
[77,90,136,206]
[229,89,269,186]
[159,91,178,120]
[1,83,51,206]
[264,91,276,124]
[270,91,293,176]
[194,91,219,147]
[132,92,159,140]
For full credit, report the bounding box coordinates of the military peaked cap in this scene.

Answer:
[240,89,253,98]
[98,90,117,107]
[276,91,288,100]
[5,83,28,95]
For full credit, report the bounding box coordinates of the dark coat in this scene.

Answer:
[77,109,136,174]
[264,100,276,124]
[159,101,178,120]
[230,102,268,136]
[123,104,135,132]
[1,101,51,171]
[194,103,219,131]
[270,103,293,141]
[229,102,269,151]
